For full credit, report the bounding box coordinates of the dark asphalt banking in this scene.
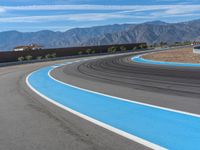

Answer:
[0,53,150,150]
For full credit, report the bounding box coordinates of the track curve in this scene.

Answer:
[51,52,200,115]
[1,55,151,150]
[2,50,199,150]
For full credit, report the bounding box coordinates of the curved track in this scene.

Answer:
[0,54,150,150]
[52,52,200,115]
[1,50,200,150]
[77,55,200,95]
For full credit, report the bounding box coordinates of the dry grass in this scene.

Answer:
[143,48,200,63]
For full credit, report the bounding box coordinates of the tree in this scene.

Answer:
[25,55,33,61]
[139,44,147,49]
[51,53,56,58]
[120,46,126,51]
[132,47,137,51]
[36,56,43,60]
[45,54,51,59]
[108,46,117,53]
[18,56,24,61]
[86,49,92,55]
[143,44,147,49]
[78,51,83,55]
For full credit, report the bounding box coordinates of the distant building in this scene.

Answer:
[13,44,43,51]
[192,41,200,46]
[29,44,43,50]
[13,46,29,51]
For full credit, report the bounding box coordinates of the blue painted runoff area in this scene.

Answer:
[132,55,200,67]
[28,65,200,150]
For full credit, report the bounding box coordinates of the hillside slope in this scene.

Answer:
[0,20,200,51]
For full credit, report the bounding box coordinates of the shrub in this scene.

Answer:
[139,44,147,49]
[45,54,51,59]
[51,53,56,58]
[112,48,116,53]
[18,56,25,61]
[137,44,147,49]
[25,55,33,61]
[92,50,95,54]
[78,51,83,55]
[132,47,137,51]
[120,46,126,51]
[86,49,92,55]
[36,56,43,60]
[108,46,117,53]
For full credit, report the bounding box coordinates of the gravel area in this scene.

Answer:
[143,47,200,63]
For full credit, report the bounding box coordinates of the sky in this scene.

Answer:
[1,0,200,32]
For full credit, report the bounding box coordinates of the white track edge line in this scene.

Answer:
[25,50,186,150]
[26,72,166,150]
[49,65,200,118]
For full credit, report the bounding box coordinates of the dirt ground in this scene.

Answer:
[142,47,200,63]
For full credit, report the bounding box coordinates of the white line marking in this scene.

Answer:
[49,63,200,118]
[26,69,166,150]
[26,51,183,150]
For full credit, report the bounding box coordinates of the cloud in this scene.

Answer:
[0,6,5,12]
[164,5,200,15]
[0,4,198,12]
[0,11,157,23]
[2,4,200,17]
[1,4,200,24]
[2,5,164,11]
[0,13,128,23]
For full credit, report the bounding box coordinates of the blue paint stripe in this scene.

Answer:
[132,55,200,67]
[28,66,200,150]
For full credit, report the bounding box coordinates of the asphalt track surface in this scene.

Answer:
[0,53,150,150]
[51,52,200,149]
[1,51,200,150]
[52,53,200,115]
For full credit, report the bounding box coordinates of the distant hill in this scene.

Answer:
[0,19,200,51]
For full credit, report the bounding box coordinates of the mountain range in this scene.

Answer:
[1,19,200,51]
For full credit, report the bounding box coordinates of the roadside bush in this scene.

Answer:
[86,49,92,55]
[78,51,83,55]
[25,55,33,61]
[92,50,95,54]
[120,46,126,51]
[45,54,51,59]
[51,53,56,58]
[132,47,137,51]
[139,44,147,49]
[18,56,25,61]
[108,46,117,53]
[36,56,43,60]
[112,48,116,53]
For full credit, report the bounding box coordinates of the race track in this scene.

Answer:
[52,53,200,114]
[1,50,200,150]
[0,54,149,150]
[50,52,200,149]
